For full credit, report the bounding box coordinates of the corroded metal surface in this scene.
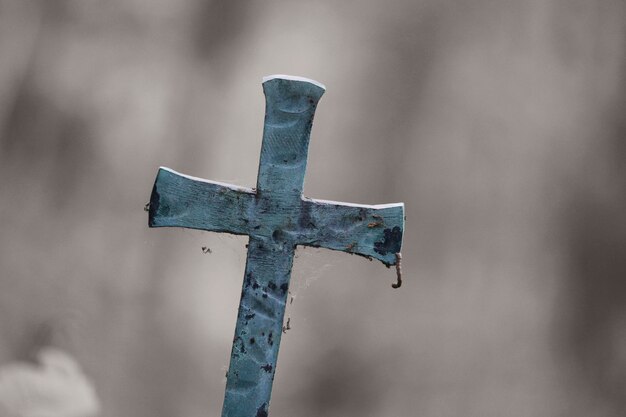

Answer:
[149,76,405,417]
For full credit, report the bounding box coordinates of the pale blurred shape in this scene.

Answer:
[0,348,100,417]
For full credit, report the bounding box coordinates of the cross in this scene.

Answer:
[148,75,405,417]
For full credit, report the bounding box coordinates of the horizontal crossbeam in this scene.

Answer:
[149,168,404,266]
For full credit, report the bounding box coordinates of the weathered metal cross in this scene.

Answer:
[148,75,404,417]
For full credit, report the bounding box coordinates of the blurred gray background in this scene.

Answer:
[0,0,625,416]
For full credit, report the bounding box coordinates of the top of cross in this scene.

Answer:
[262,74,326,90]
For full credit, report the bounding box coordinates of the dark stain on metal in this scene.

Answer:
[298,200,316,229]
[267,332,274,346]
[272,229,287,242]
[147,185,161,227]
[249,337,256,344]
[233,336,246,354]
[245,272,261,290]
[256,404,268,417]
[374,226,403,256]
[261,364,273,373]
[280,283,288,294]
[268,281,277,291]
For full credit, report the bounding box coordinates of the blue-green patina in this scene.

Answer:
[148,76,404,417]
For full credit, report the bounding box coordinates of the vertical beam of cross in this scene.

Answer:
[148,75,404,417]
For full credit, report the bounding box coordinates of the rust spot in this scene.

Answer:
[392,253,403,289]
[368,221,383,228]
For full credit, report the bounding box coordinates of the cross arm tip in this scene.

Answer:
[147,166,255,234]
[299,198,405,267]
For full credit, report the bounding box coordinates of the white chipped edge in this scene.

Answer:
[262,74,326,90]
[305,197,404,211]
[159,167,255,194]
[159,167,403,210]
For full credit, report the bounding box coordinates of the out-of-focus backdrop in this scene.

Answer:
[0,1,625,416]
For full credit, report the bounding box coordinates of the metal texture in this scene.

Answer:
[148,76,405,417]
